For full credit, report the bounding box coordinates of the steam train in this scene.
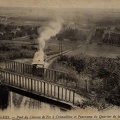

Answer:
[32,64,44,77]
[5,59,45,78]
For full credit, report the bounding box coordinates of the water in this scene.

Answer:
[1,91,120,120]
[9,91,64,112]
[0,91,72,118]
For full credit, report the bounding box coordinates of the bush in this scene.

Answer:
[30,46,37,51]
[21,45,27,49]
[106,94,120,106]
[97,68,110,78]
[57,55,85,73]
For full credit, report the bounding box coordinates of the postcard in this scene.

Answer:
[0,0,120,120]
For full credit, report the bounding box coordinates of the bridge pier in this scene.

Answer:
[0,83,9,110]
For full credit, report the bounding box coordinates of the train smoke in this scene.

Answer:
[32,19,63,66]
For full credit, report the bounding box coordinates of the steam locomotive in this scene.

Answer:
[32,64,44,77]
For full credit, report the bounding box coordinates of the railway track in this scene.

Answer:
[45,28,95,63]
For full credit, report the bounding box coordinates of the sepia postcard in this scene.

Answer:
[0,0,120,120]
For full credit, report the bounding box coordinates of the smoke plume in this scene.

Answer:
[32,19,63,66]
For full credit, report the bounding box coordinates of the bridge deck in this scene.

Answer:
[6,83,73,109]
[0,68,84,107]
[4,59,77,88]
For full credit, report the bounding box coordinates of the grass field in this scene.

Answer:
[67,43,120,58]
[0,36,36,61]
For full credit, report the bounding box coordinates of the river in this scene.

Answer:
[1,91,120,120]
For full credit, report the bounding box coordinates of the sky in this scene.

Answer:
[0,0,120,9]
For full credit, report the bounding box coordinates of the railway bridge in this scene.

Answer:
[0,60,84,109]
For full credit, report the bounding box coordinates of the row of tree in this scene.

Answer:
[93,28,120,46]
[56,28,86,41]
[0,23,39,40]
[102,32,120,45]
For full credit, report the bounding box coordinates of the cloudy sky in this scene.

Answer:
[0,0,120,9]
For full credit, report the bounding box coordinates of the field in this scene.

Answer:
[0,37,36,61]
[67,43,120,58]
